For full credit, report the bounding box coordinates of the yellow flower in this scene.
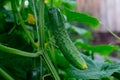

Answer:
[35,41,39,47]
[27,13,35,25]
[45,0,48,3]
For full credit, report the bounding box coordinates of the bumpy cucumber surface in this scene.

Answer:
[48,8,87,69]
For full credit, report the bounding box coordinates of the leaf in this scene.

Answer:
[65,54,120,79]
[61,0,76,9]
[75,40,119,55]
[112,71,120,79]
[55,49,70,69]
[90,45,118,55]
[63,8,100,27]
[65,23,91,37]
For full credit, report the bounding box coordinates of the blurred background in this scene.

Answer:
[0,0,120,79]
[76,0,120,58]
[76,0,120,43]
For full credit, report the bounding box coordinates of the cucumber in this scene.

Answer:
[48,8,88,69]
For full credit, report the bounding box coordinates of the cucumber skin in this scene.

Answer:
[48,8,87,69]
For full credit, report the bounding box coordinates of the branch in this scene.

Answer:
[0,44,40,57]
[0,68,14,80]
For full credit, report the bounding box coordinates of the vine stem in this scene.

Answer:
[38,0,45,50]
[100,22,120,41]
[10,0,60,80]
[11,0,37,49]
[42,51,61,80]
[0,44,40,57]
[38,1,44,79]
[31,0,43,79]
[50,0,53,8]
[10,0,18,24]
[0,68,14,80]
[38,0,61,80]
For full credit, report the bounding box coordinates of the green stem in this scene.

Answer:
[48,31,57,67]
[38,0,45,50]
[40,56,42,80]
[0,68,14,80]
[10,0,60,80]
[38,0,45,80]
[10,0,18,24]
[8,25,16,34]
[11,0,37,49]
[0,44,40,57]
[31,0,39,42]
[42,52,61,80]
[20,0,25,11]
[18,11,37,48]
[38,0,60,80]
[31,0,41,78]
[50,0,53,8]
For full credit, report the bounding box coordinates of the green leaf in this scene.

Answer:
[90,45,119,55]
[66,54,120,79]
[63,8,100,27]
[61,0,76,9]
[75,40,119,55]
[55,49,70,69]
[112,71,120,79]
[65,23,91,37]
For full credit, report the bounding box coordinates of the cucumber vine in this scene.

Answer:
[0,0,60,80]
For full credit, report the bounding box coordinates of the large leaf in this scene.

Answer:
[65,54,120,79]
[63,8,100,27]
[75,40,119,55]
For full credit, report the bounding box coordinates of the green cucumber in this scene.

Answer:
[48,8,88,69]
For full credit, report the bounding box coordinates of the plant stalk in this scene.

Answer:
[50,0,53,8]
[38,0,61,80]
[0,68,14,80]
[11,0,37,49]
[100,22,120,41]
[42,51,61,80]
[38,2,44,78]
[0,44,40,57]
[38,0,45,50]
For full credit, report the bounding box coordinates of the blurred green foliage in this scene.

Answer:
[0,0,120,80]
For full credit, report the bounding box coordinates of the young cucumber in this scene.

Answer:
[48,8,88,69]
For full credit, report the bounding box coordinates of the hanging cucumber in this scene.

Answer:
[48,8,88,69]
